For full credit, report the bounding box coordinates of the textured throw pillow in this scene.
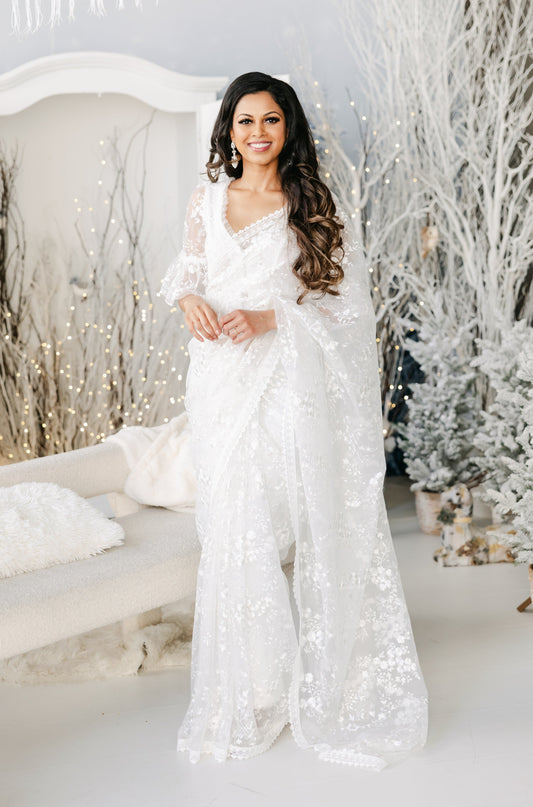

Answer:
[0,482,125,579]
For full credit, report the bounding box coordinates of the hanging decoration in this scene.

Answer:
[420,224,439,259]
[10,0,156,36]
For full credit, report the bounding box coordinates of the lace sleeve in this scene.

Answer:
[159,184,207,306]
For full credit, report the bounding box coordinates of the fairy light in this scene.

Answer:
[2,168,187,459]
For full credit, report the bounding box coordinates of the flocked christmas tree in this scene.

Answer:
[471,320,533,497]
[484,338,533,564]
[396,319,483,492]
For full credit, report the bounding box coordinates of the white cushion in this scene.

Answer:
[0,482,125,579]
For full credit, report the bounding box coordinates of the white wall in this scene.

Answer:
[0,0,367,159]
[1,91,197,285]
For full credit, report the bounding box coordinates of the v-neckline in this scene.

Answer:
[222,179,287,239]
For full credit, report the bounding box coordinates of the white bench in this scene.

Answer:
[0,442,201,661]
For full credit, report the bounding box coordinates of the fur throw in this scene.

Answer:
[0,600,194,685]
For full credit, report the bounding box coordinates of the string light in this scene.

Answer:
[1,149,188,460]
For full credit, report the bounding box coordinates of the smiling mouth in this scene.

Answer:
[247,142,272,152]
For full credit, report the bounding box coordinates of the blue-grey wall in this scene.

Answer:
[0,0,368,157]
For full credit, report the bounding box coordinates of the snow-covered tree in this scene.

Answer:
[296,0,533,441]
[396,320,483,492]
[471,320,533,495]
[487,341,533,563]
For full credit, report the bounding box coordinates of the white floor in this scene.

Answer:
[2,478,532,807]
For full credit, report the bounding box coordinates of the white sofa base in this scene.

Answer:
[0,442,201,661]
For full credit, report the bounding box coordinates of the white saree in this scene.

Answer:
[160,175,428,770]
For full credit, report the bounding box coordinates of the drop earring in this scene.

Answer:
[231,141,239,168]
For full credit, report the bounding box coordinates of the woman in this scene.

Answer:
[160,72,428,770]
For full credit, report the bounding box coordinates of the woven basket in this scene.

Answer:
[414,489,442,535]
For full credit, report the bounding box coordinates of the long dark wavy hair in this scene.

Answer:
[206,72,344,304]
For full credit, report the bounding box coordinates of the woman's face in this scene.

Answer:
[230,91,287,169]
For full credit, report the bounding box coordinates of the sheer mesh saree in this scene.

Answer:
[160,177,428,769]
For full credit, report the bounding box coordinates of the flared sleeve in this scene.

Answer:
[159,184,207,306]
[271,204,428,769]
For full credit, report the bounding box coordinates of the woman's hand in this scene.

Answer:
[180,294,221,342]
[219,309,277,344]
